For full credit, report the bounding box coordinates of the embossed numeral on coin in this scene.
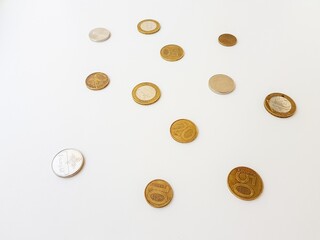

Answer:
[232,170,257,198]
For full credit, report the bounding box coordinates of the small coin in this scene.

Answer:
[132,82,161,105]
[85,72,110,90]
[209,74,235,94]
[227,166,263,201]
[218,33,237,47]
[52,149,84,178]
[89,28,111,42]
[137,19,161,34]
[160,44,184,61]
[145,179,173,208]
[264,93,296,118]
[170,119,198,143]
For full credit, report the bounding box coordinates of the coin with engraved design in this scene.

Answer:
[132,82,161,105]
[170,119,198,143]
[145,179,173,208]
[160,44,184,61]
[52,149,84,178]
[85,72,110,90]
[137,19,161,34]
[264,93,296,118]
[209,74,235,94]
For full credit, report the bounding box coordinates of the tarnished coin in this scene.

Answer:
[170,119,198,143]
[264,93,296,118]
[218,33,237,47]
[52,149,84,178]
[89,28,111,42]
[228,166,263,201]
[209,74,235,94]
[85,72,110,90]
[132,82,161,105]
[160,44,184,61]
[137,19,161,34]
[145,179,173,208]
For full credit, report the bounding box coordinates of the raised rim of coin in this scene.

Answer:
[218,33,237,47]
[132,82,161,105]
[160,44,184,62]
[170,119,198,143]
[144,179,174,208]
[85,72,110,90]
[89,27,111,42]
[264,92,296,118]
[208,74,236,94]
[137,19,161,34]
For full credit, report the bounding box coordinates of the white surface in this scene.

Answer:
[1,0,320,239]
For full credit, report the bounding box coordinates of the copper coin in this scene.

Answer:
[264,93,296,118]
[160,44,184,61]
[218,33,237,47]
[170,119,198,143]
[137,19,161,34]
[145,179,173,208]
[85,72,110,90]
[132,82,161,105]
[209,74,235,94]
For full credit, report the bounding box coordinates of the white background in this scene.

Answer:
[1,0,320,239]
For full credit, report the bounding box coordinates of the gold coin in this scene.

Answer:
[160,44,184,61]
[85,72,110,90]
[137,19,161,34]
[264,93,296,118]
[209,74,235,94]
[228,166,263,201]
[170,119,198,143]
[145,179,173,208]
[218,33,237,47]
[132,82,161,105]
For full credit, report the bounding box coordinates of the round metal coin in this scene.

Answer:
[137,19,161,34]
[160,44,184,61]
[228,166,263,201]
[89,28,111,42]
[218,33,237,47]
[52,149,85,178]
[145,179,174,208]
[85,72,110,90]
[170,119,198,143]
[132,82,161,105]
[264,93,296,118]
[209,74,235,94]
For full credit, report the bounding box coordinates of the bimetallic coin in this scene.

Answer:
[145,179,173,208]
[85,72,110,90]
[137,19,161,34]
[264,93,296,118]
[52,149,84,178]
[160,44,184,61]
[132,82,161,105]
[170,119,198,143]
[218,33,237,47]
[89,28,111,42]
[209,74,235,94]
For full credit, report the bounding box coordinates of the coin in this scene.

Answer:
[170,119,198,143]
[132,82,161,105]
[52,149,84,178]
[264,93,296,118]
[137,19,161,34]
[227,166,263,201]
[145,179,173,208]
[85,72,110,90]
[160,44,184,61]
[89,28,111,42]
[209,74,235,94]
[218,33,237,47]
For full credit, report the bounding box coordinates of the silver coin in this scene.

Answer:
[52,149,84,178]
[89,28,111,42]
[209,74,235,94]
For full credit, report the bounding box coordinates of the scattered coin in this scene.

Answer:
[52,149,85,178]
[137,19,161,34]
[170,119,198,143]
[85,72,110,90]
[264,93,296,118]
[132,82,161,105]
[227,166,263,201]
[209,74,235,94]
[89,28,111,42]
[218,33,237,47]
[145,179,174,208]
[160,44,184,61]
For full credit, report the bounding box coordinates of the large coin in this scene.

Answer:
[52,149,85,178]
[209,74,235,94]
[218,33,237,47]
[170,119,198,143]
[160,44,184,61]
[85,72,110,90]
[132,82,161,105]
[89,28,111,42]
[145,179,173,208]
[227,166,263,201]
[137,19,161,34]
[264,93,296,118]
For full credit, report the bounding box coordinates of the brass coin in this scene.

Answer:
[264,93,296,118]
[160,44,184,61]
[209,74,235,94]
[228,166,263,201]
[137,19,161,34]
[218,33,237,47]
[132,82,161,105]
[85,72,110,90]
[145,179,173,208]
[170,119,198,143]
